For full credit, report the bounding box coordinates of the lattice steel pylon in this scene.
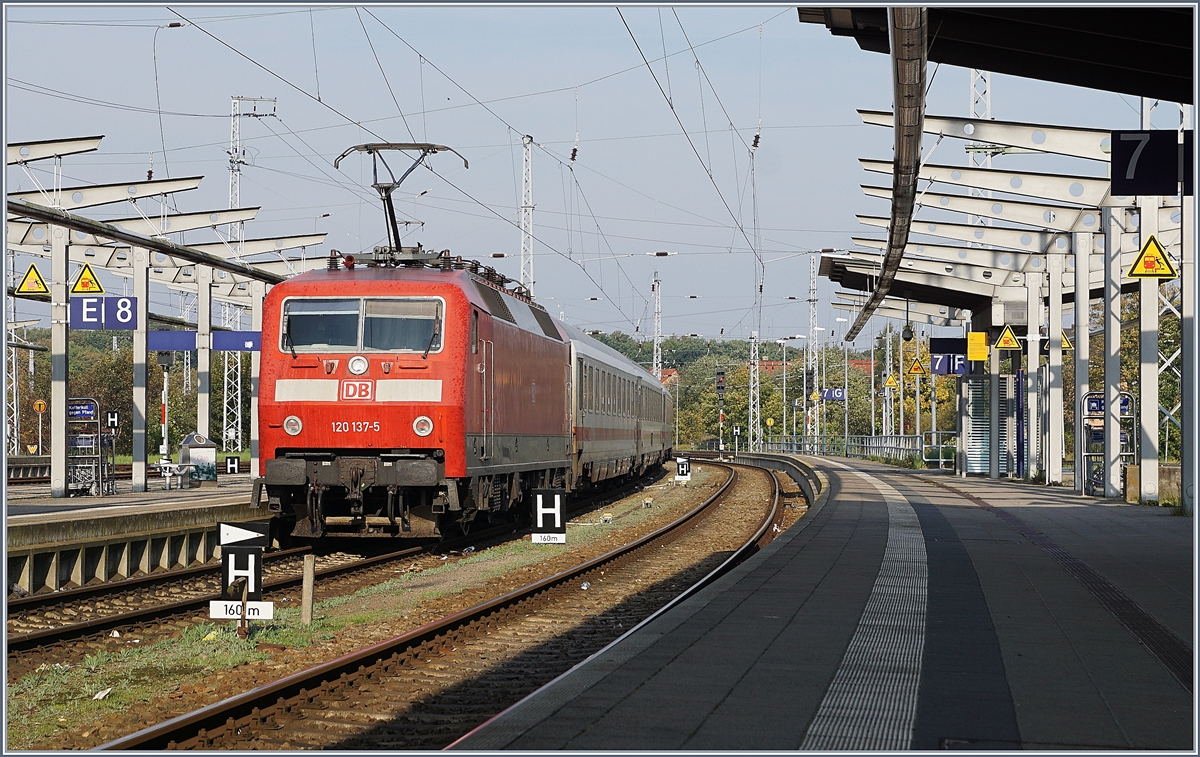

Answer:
[222,94,273,451]
[221,305,243,452]
[179,292,195,393]
[520,135,535,297]
[748,331,761,452]
[6,252,19,454]
[652,271,662,380]
[222,97,274,451]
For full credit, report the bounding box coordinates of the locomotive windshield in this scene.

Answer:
[282,297,443,353]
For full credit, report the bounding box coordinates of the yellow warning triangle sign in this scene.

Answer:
[70,262,105,295]
[15,263,49,295]
[883,373,898,389]
[907,357,927,376]
[994,324,1022,350]
[1062,332,1074,350]
[810,390,820,401]
[1127,235,1178,279]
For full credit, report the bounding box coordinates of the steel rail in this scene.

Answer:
[7,473,653,651]
[98,462,765,750]
[7,545,420,653]
[6,547,309,613]
[845,7,927,341]
[5,200,286,284]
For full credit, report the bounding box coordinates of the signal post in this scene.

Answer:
[715,370,726,458]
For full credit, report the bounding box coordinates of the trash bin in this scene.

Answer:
[180,432,219,488]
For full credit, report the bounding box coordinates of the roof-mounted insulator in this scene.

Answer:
[327,250,340,271]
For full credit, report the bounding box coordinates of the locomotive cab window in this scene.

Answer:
[363,299,441,352]
[282,299,359,350]
[280,297,444,353]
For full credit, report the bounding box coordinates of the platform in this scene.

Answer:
[6,475,264,595]
[453,456,1194,751]
[5,472,253,515]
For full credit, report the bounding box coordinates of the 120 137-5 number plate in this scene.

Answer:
[331,421,380,432]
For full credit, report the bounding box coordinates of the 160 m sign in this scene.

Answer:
[208,601,274,620]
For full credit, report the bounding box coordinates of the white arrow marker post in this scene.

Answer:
[211,522,273,634]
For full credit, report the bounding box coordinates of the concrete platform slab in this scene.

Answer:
[453,457,1193,751]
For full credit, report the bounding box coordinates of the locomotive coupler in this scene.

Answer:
[338,459,378,516]
[386,485,412,532]
[294,483,326,538]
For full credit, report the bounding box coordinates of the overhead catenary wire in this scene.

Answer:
[13,161,855,253]
[138,6,806,331]
[353,9,417,142]
[168,6,635,326]
[617,9,758,267]
[309,8,322,102]
[8,78,226,119]
[257,116,383,209]
[360,9,648,326]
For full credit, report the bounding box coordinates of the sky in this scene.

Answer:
[4,4,1167,348]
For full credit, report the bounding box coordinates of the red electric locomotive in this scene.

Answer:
[258,143,672,539]
[259,247,673,538]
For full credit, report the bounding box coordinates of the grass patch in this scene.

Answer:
[7,478,695,748]
[7,623,264,748]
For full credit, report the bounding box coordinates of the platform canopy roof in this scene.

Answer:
[798,7,1193,105]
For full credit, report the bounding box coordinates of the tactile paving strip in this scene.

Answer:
[801,467,928,750]
[927,478,1193,694]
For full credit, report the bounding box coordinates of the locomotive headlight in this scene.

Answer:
[348,355,369,375]
[283,415,303,436]
[413,415,434,437]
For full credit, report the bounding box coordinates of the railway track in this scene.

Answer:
[99,462,780,750]
[7,463,134,486]
[6,471,659,681]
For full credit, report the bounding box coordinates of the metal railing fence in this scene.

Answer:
[694,434,955,467]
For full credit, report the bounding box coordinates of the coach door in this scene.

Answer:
[472,309,495,461]
[635,384,644,459]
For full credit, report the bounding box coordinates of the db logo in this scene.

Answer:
[340,380,374,401]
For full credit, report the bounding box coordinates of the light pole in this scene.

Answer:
[777,336,804,450]
[836,317,849,451]
[871,327,877,437]
[813,326,826,448]
[796,335,808,450]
